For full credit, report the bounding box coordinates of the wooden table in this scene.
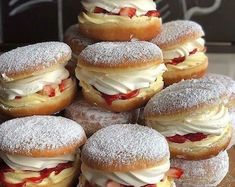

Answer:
[219,147,235,187]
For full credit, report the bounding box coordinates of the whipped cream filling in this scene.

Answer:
[82,160,170,187]
[148,105,231,137]
[163,38,205,62]
[76,64,167,95]
[0,153,76,171]
[0,66,69,100]
[81,0,156,16]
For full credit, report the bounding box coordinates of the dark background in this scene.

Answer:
[0,0,234,52]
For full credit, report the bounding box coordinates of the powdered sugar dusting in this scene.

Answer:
[145,79,226,115]
[82,124,169,167]
[64,99,133,136]
[202,73,235,95]
[151,20,204,48]
[0,116,85,155]
[171,151,229,187]
[0,42,71,80]
[79,41,162,67]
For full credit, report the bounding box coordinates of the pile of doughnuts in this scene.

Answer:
[0,0,235,186]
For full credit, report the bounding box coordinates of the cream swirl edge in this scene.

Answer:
[79,12,160,25]
[76,64,167,95]
[0,153,76,171]
[81,160,170,187]
[146,104,231,137]
[81,0,156,16]
[163,38,205,61]
[0,65,69,100]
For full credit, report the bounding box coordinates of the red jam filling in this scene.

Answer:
[167,48,198,65]
[0,161,73,187]
[102,90,140,105]
[167,133,207,143]
[93,6,160,18]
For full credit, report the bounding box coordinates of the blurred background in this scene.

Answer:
[0,0,235,77]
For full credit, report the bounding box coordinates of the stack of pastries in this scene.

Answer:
[0,0,235,186]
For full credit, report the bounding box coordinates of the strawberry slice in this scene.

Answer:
[189,48,197,55]
[119,7,136,18]
[166,167,184,179]
[168,56,186,65]
[94,6,107,13]
[145,184,156,187]
[41,85,55,97]
[102,89,139,105]
[145,10,160,17]
[15,96,22,99]
[184,133,207,142]
[167,134,187,143]
[59,78,72,92]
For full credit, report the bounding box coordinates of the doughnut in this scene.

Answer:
[76,41,166,112]
[151,20,208,86]
[0,42,77,118]
[64,24,96,74]
[64,98,135,137]
[78,0,162,41]
[80,124,181,187]
[0,116,86,187]
[144,79,232,160]
[171,151,229,187]
[201,73,235,149]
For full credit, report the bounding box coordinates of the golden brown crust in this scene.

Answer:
[77,41,163,73]
[79,17,162,41]
[80,78,164,112]
[151,20,204,50]
[163,57,208,86]
[0,42,71,81]
[0,79,77,118]
[169,125,232,160]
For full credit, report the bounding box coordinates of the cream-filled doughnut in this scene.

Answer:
[144,79,232,160]
[76,41,166,112]
[78,0,162,41]
[64,24,96,74]
[0,116,86,187]
[201,73,235,149]
[171,151,229,187]
[0,42,77,118]
[64,98,134,137]
[151,20,208,86]
[80,124,181,187]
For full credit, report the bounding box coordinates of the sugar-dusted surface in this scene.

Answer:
[79,41,163,67]
[64,99,133,136]
[0,116,85,155]
[82,124,169,169]
[151,20,204,48]
[0,42,71,80]
[171,151,229,187]
[144,79,226,115]
[202,73,235,95]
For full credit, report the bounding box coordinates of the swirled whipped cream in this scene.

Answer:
[81,160,170,187]
[0,153,76,171]
[148,104,231,137]
[81,0,156,16]
[0,66,69,100]
[76,64,167,95]
[163,38,205,62]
